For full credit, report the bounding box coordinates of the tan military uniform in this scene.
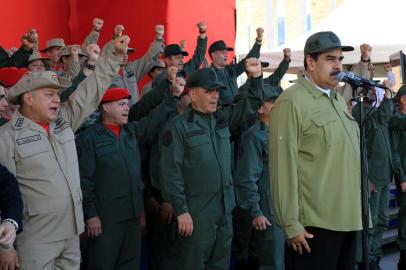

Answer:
[0,53,121,270]
[102,38,163,105]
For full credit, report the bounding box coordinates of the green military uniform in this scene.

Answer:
[76,95,178,270]
[160,69,264,270]
[130,80,179,270]
[389,86,406,269]
[210,41,261,107]
[152,36,208,87]
[352,97,393,266]
[235,116,285,270]
[263,58,290,88]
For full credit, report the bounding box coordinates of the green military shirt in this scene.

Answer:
[212,42,261,107]
[352,98,393,184]
[269,76,362,238]
[390,111,406,183]
[76,95,178,222]
[264,58,290,87]
[160,77,264,217]
[235,120,273,218]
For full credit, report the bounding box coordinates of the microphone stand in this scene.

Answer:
[350,82,369,270]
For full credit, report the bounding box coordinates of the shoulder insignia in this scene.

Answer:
[15,118,24,128]
[162,130,173,146]
[54,118,71,134]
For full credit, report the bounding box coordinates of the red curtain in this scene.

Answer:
[0,0,236,86]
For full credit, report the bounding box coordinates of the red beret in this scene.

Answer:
[0,67,29,87]
[101,87,131,103]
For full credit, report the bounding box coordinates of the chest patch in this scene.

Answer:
[16,134,41,145]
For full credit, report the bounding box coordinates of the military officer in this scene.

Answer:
[40,38,66,71]
[102,24,165,105]
[0,163,23,270]
[390,86,406,270]
[208,27,263,107]
[234,84,284,270]
[352,83,393,270]
[269,31,362,270]
[76,76,184,269]
[0,36,129,270]
[160,58,264,270]
[152,22,208,88]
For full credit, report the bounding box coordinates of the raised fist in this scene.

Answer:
[68,45,80,62]
[283,48,291,59]
[93,18,104,31]
[21,28,38,50]
[155,25,164,40]
[256,27,264,41]
[180,39,187,50]
[360,43,372,61]
[167,66,178,82]
[171,77,186,97]
[86,44,101,64]
[114,24,125,38]
[114,35,130,56]
[245,57,262,78]
[197,21,206,33]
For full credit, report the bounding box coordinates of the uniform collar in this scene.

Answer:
[12,111,50,137]
[298,76,339,101]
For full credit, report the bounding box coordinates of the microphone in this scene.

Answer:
[336,72,388,89]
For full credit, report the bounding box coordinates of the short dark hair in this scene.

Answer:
[304,52,322,70]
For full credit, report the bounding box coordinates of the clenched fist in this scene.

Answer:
[283,48,291,60]
[245,57,262,78]
[256,27,264,41]
[114,24,125,39]
[86,44,101,64]
[93,18,104,31]
[114,35,130,56]
[155,25,164,40]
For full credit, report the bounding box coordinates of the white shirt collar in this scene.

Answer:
[304,75,331,97]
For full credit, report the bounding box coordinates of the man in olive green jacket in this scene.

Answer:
[160,58,264,270]
[390,86,406,270]
[269,31,362,270]
[76,78,183,269]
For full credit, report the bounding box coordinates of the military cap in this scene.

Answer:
[26,52,51,68]
[397,85,406,97]
[304,31,354,55]
[0,67,28,88]
[40,38,65,53]
[261,62,269,68]
[58,45,87,62]
[208,40,234,55]
[164,44,188,57]
[8,71,72,105]
[101,87,131,104]
[186,68,226,91]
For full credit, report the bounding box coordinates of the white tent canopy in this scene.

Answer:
[245,0,406,73]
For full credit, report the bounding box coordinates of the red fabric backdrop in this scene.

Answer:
[0,0,236,87]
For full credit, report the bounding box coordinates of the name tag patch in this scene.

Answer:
[16,134,41,145]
